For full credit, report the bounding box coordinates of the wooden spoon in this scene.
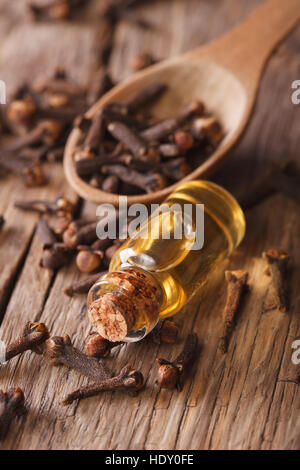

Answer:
[64,0,300,206]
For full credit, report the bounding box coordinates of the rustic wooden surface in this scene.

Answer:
[0,0,299,450]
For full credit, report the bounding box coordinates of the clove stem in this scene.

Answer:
[63,272,106,297]
[219,270,248,353]
[263,249,290,312]
[62,365,144,405]
[0,388,26,441]
[4,322,50,361]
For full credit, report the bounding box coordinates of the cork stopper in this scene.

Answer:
[88,269,161,342]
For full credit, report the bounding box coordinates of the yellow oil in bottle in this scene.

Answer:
[88,180,245,342]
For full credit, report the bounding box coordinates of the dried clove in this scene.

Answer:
[102,164,167,193]
[162,158,191,181]
[0,388,26,441]
[40,242,71,270]
[263,249,290,312]
[83,109,105,152]
[2,68,92,189]
[63,221,98,249]
[76,250,102,273]
[0,122,48,153]
[28,0,71,21]
[74,157,106,177]
[87,69,114,107]
[109,5,154,30]
[85,332,123,358]
[28,0,88,22]
[14,195,74,217]
[174,130,194,152]
[2,320,143,406]
[32,68,84,96]
[190,116,223,147]
[107,121,148,160]
[89,173,104,189]
[156,333,198,390]
[104,240,122,265]
[63,271,107,297]
[75,155,131,178]
[0,152,47,187]
[62,365,144,405]
[141,100,204,142]
[126,82,168,113]
[39,105,86,124]
[151,319,179,344]
[42,334,112,381]
[102,174,120,193]
[159,143,180,158]
[41,334,143,403]
[51,215,73,236]
[19,144,51,163]
[103,103,149,130]
[73,81,223,196]
[36,218,71,270]
[219,270,248,353]
[46,146,65,163]
[4,322,50,362]
[36,218,57,246]
[7,97,36,125]
[75,238,111,273]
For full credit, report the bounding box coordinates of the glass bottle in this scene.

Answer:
[88,180,245,342]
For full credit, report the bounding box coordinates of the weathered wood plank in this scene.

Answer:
[0,0,299,450]
[0,166,71,316]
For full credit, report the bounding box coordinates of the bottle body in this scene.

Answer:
[88,180,245,342]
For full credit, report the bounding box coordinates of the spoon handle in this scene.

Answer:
[188,0,300,93]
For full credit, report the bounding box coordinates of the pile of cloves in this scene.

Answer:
[0,68,114,186]
[73,82,224,195]
[14,194,130,276]
[0,317,187,424]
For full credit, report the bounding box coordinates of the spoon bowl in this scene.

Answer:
[64,0,300,206]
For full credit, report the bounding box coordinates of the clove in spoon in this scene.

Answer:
[64,0,300,206]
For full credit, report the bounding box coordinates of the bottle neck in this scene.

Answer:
[88,267,163,342]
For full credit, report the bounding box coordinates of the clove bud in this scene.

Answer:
[156,333,198,390]
[0,388,26,441]
[85,332,123,358]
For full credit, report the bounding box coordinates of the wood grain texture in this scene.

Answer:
[0,0,299,449]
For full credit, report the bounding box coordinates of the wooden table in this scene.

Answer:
[0,0,299,450]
